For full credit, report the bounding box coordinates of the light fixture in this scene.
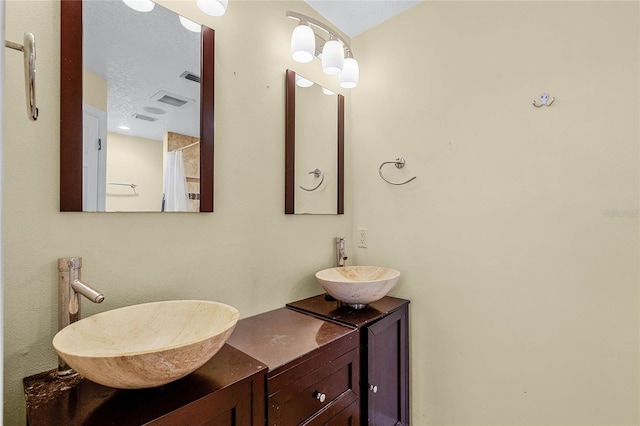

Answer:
[339,51,359,89]
[118,125,131,130]
[179,16,202,33]
[295,75,314,88]
[286,11,359,88]
[122,0,155,12]
[291,23,315,63]
[197,0,228,17]
[322,35,344,75]
[322,87,336,96]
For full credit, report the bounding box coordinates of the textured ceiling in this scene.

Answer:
[84,0,201,141]
[304,0,421,38]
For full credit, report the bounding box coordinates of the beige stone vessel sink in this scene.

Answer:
[315,266,401,308]
[53,300,239,389]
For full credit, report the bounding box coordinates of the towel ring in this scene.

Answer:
[300,169,324,192]
[378,158,417,186]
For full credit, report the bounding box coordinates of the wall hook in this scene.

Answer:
[532,92,555,108]
[299,168,324,191]
[378,158,417,186]
[5,33,38,120]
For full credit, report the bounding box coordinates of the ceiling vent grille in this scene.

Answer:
[132,113,157,122]
[150,90,194,108]
[180,71,201,84]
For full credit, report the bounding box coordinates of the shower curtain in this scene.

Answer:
[162,151,188,212]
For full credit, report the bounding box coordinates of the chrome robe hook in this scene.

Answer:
[300,169,324,191]
[5,33,38,121]
[532,92,555,108]
[378,158,417,185]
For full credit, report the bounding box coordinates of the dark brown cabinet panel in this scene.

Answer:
[366,308,409,426]
[24,344,267,426]
[227,308,360,426]
[287,295,410,426]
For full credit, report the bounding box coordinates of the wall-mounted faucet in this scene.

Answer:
[336,237,348,267]
[57,257,104,376]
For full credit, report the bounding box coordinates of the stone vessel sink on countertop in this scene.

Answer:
[53,300,239,389]
[315,266,400,308]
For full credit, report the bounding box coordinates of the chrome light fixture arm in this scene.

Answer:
[286,11,352,54]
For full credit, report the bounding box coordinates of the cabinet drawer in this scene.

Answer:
[268,348,359,426]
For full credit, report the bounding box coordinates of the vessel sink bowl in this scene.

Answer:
[315,266,400,308]
[53,300,239,389]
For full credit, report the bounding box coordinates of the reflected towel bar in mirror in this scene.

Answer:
[108,182,138,194]
[299,169,324,192]
[378,158,417,186]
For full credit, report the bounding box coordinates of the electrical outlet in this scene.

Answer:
[358,228,368,248]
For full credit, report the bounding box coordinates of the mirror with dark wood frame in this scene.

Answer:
[60,0,214,212]
[285,69,344,215]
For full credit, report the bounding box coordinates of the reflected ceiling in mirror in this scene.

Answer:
[285,70,344,215]
[60,0,214,213]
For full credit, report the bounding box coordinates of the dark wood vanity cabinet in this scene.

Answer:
[23,344,267,426]
[227,308,360,426]
[287,295,410,426]
[24,302,405,426]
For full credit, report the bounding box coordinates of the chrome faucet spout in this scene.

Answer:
[336,237,348,267]
[71,279,104,304]
[57,257,105,376]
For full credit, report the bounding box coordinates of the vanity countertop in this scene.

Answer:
[286,294,410,329]
[23,344,266,425]
[226,307,356,375]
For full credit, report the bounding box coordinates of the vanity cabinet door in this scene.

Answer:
[366,306,409,426]
[149,371,265,426]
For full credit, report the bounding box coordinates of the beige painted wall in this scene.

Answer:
[3,1,351,423]
[82,67,107,111]
[351,1,639,424]
[105,132,164,212]
[3,0,638,424]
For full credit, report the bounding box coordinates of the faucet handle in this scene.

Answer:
[58,257,82,271]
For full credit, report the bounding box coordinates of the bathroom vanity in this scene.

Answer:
[24,296,409,425]
[287,295,410,426]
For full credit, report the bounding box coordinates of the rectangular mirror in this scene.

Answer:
[285,70,344,214]
[60,0,214,212]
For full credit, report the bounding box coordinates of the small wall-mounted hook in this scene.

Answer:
[299,168,324,191]
[532,92,555,108]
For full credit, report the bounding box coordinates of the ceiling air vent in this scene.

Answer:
[180,71,201,84]
[131,113,157,122]
[150,90,194,108]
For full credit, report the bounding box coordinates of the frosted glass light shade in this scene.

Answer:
[291,25,315,63]
[122,0,155,12]
[179,16,202,33]
[197,0,228,17]
[322,39,344,75]
[322,87,336,95]
[339,57,359,89]
[295,75,314,88]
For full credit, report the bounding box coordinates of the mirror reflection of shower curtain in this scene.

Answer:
[162,151,188,212]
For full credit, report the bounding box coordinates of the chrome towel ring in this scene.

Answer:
[300,169,324,192]
[378,158,417,186]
